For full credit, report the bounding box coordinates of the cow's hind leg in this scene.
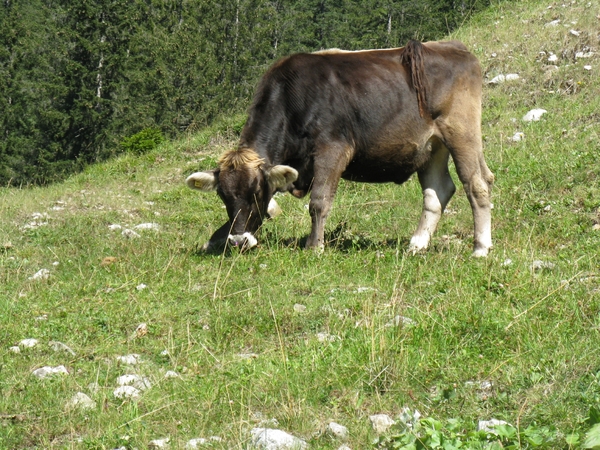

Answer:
[305,142,351,250]
[442,129,494,257]
[409,141,456,254]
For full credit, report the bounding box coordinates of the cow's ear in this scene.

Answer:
[266,165,298,191]
[186,171,218,192]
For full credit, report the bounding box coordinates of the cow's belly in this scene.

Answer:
[341,138,434,184]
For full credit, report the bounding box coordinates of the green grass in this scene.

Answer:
[2,1,600,448]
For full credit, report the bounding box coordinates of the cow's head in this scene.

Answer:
[186,149,298,249]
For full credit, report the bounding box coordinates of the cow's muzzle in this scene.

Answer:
[228,232,258,249]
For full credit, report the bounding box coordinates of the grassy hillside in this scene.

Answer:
[1,0,599,448]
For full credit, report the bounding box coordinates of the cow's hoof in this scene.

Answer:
[472,246,490,258]
[408,233,430,255]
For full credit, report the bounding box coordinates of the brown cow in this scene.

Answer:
[187,40,494,256]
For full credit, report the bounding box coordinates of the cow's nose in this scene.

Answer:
[228,232,258,249]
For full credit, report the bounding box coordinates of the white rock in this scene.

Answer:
[49,341,76,356]
[67,392,96,410]
[522,109,547,122]
[134,222,160,230]
[116,354,142,365]
[117,374,152,390]
[532,260,555,271]
[250,428,308,449]
[511,132,524,142]
[136,284,147,291]
[113,385,141,400]
[293,304,307,313]
[576,51,594,58]
[337,446,352,450]
[369,414,396,434]
[385,315,416,327]
[29,269,50,281]
[9,346,21,354]
[548,54,558,62]
[317,332,337,343]
[185,438,208,449]
[109,224,122,230]
[488,74,506,84]
[545,19,560,26]
[488,73,519,84]
[478,419,511,433]
[569,29,580,36]
[148,437,170,449]
[327,422,349,440]
[164,370,180,379]
[584,65,592,71]
[121,229,140,239]
[502,258,513,267]
[19,338,39,348]
[32,365,69,379]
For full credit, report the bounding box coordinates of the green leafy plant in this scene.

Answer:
[120,128,165,155]
[374,417,562,450]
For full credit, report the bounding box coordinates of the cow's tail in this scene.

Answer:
[401,40,428,118]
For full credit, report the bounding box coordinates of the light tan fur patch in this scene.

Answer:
[218,148,264,171]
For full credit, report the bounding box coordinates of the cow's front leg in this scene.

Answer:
[203,221,231,252]
[409,144,456,253]
[305,143,350,250]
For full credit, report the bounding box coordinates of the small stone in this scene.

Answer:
[164,371,180,379]
[522,109,547,122]
[317,332,337,343]
[29,269,50,281]
[135,323,148,337]
[49,341,76,356]
[548,54,558,62]
[385,315,416,327]
[569,29,580,36]
[122,229,141,239]
[250,428,308,449]
[545,19,560,26]
[32,365,69,379]
[584,65,592,71]
[116,354,142,365]
[478,419,511,433]
[67,392,96,411]
[9,346,20,354]
[113,385,141,400]
[134,223,160,231]
[532,260,556,271]
[576,51,594,58]
[511,132,524,142]
[327,422,349,440]
[108,224,122,231]
[337,446,352,450]
[19,338,39,348]
[148,437,170,449]
[136,283,147,291]
[293,304,307,313]
[101,256,118,266]
[117,374,151,390]
[593,224,600,231]
[185,438,207,449]
[502,258,513,266]
[369,414,396,434]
